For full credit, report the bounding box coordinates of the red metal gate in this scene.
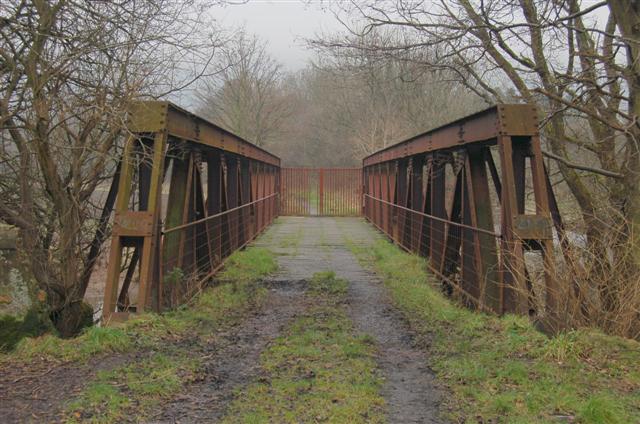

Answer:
[280,168,362,216]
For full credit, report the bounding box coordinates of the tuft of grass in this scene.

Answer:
[13,326,132,362]
[349,238,640,423]
[218,247,278,283]
[66,352,197,423]
[308,271,348,297]
[67,382,130,424]
[578,395,625,424]
[222,271,385,423]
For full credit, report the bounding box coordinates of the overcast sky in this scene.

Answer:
[213,1,344,70]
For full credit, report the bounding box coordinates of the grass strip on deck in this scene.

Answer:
[222,271,385,424]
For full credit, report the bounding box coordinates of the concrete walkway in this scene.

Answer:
[255,217,444,423]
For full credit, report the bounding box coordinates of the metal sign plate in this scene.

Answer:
[513,214,553,240]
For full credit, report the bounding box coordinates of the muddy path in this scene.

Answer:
[154,281,307,423]
[0,353,133,423]
[257,217,445,423]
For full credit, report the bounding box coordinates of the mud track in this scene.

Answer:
[154,281,307,423]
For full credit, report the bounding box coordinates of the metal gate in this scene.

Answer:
[280,168,362,216]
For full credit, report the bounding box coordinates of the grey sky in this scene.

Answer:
[213,1,344,70]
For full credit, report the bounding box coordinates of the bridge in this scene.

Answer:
[101,101,563,328]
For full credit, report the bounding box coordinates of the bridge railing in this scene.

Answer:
[363,104,562,325]
[102,101,280,323]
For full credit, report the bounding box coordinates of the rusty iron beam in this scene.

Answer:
[363,104,538,167]
[128,101,280,167]
[362,103,564,323]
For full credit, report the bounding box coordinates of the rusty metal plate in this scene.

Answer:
[113,211,154,237]
[127,101,169,133]
[513,214,553,240]
[497,104,539,136]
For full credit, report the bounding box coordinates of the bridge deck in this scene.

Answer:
[254,217,443,423]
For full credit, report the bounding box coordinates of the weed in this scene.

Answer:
[309,271,348,296]
[578,395,624,424]
[66,382,130,423]
[13,326,132,362]
[218,247,278,283]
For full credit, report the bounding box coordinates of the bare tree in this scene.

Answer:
[0,0,226,336]
[315,0,640,310]
[278,29,485,167]
[197,31,292,147]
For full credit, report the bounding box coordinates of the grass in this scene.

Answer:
[58,245,278,421]
[66,351,198,423]
[0,308,55,351]
[13,326,133,362]
[277,225,303,250]
[221,271,385,424]
[348,238,640,424]
[1,246,276,364]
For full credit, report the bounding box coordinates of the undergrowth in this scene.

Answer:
[222,271,385,423]
[349,238,640,424]
[0,247,275,364]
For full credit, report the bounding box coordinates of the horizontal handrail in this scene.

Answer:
[162,193,279,235]
[364,194,500,237]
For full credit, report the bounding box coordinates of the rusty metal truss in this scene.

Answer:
[102,101,570,328]
[363,104,562,319]
[103,101,280,322]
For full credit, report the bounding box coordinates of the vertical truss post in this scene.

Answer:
[411,156,424,253]
[240,158,251,243]
[466,146,500,312]
[207,150,223,266]
[396,159,409,244]
[103,135,136,321]
[226,156,240,251]
[387,162,397,239]
[136,132,167,313]
[420,156,433,257]
[498,135,528,315]
[374,165,382,227]
[430,155,446,275]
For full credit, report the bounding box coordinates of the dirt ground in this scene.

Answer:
[154,280,309,423]
[1,217,445,423]
[0,353,134,422]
